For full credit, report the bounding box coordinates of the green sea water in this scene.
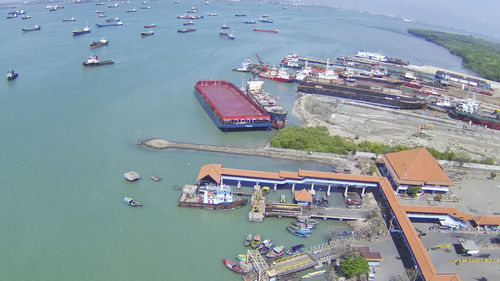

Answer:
[0,1,472,280]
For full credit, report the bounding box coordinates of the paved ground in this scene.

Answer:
[361,236,407,281]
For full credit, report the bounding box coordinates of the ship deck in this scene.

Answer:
[196,80,269,120]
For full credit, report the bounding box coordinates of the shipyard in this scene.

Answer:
[3,1,500,281]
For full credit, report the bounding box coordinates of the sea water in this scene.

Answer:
[0,1,471,280]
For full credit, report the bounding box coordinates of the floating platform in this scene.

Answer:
[194,80,272,130]
[123,171,140,182]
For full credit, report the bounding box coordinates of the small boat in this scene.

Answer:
[254,28,279,33]
[96,9,105,13]
[96,21,123,27]
[106,17,120,22]
[250,234,261,248]
[126,8,137,13]
[73,25,91,36]
[140,6,151,9]
[150,175,161,182]
[7,14,17,19]
[141,30,155,36]
[96,2,105,5]
[345,198,362,206]
[291,225,311,234]
[259,18,273,23]
[293,222,315,229]
[302,270,326,279]
[234,14,246,17]
[144,24,156,28]
[7,68,18,81]
[236,254,246,261]
[122,197,143,207]
[232,58,252,72]
[287,226,308,237]
[258,238,272,250]
[306,219,319,225]
[221,23,230,29]
[82,55,114,66]
[206,13,217,16]
[21,15,31,20]
[266,245,285,258]
[287,244,305,255]
[177,28,196,33]
[108,2,119,8]
[22,25,41,32]
[222,259,243,274]
[243,20,256,24]
[219,31,235,40]
[261,186,270,192]
[244,233,252,246]
[99,14,107,18]
[280,194,286,203]
[183,21,194,25]
[90,36,108,48]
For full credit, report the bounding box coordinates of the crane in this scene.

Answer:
[255,53,268,71]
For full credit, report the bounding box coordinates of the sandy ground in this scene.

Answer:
[293,93,500,161]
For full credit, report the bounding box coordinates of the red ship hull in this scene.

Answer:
[258,74,295,83]
[253,28,279,33]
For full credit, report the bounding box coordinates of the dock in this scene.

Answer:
[262,203,367,221]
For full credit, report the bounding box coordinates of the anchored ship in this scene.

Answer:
[194,80,272,131]
[72,25,90,36]
[245,79,287,129]
[449,99,500,130]
[178,184,248,209]
[297,77,427,110]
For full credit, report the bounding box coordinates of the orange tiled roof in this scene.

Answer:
[294,189,312,202]
[382,148,453,186]
[473,216,500,226]
[197,164,461,281]
[402,205,474,221]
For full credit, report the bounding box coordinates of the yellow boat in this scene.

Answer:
[262,186,270,192]
[280,194,286,203]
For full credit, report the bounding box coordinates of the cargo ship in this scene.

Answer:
[90,37,108,48]
[195,80,272,131]
[178,184,248,209]
[72,25,91,36]
[245,79,287,129]
[177,28,196,33]
[253,28,279,33]
[297,77,426,110]
[449,99,500,130]
[22,25,41,32]
[96,21,122,27]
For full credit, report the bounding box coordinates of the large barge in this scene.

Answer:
[178,184,248,209]
[194,80,272,131]
[297,77,426,110]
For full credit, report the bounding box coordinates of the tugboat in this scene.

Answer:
[82,55,114,66]
[232,58,252,72]
[22,25,41,32]
[90,37,108,48]
[245,79,287,129]
[219,31,235,40]
[7,68,18,81]
[72,24,91,36]
[177,28,196,33]
[141,30,155,36]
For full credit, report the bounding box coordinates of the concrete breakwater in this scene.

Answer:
[140,138,358,171]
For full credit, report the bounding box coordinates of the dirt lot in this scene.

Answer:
[293,93,500,162]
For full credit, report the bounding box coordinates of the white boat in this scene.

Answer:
[318,60,339,80]
[233,58,252,72]
[295,61,313,81]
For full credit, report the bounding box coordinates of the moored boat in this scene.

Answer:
[345,198,362,206]
[72,25,91,36]
[82,55,114,66]
[232,58,252,72]
[266,245,285,258]
[449,99,500,130]
[141,30,155,36]
[287,226,309,237]
[122,197,143,207]
[291,225,311,234]
[245,79,287,129]
[280,194,286,203]
[250,234,261,248]
[22,25,41,32]
[302,270,326,279]
[222,259,243,274]
[258,67,295,83]
[244,233,252,246]
[287,244,305,255]
[7,68,18,81]
[236,254,246,261]
[90,36,108,48]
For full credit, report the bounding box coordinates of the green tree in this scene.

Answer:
[408,186,422,198]
[341,256,370,278]
[491,172,497,179]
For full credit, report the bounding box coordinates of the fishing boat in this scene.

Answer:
[150,175,161,182]
[306,219,319,225]
[232,58,252,72]
[96,21,123,27]
[293,222,315,229]
[266,245,285,258]
[72,25,91,36]
[250,234,261,248]
[345,198,362,206]
[141,30,155,36]
[222,259,243,274]
[287,226,308,237]
[221,23,230,29]
[253,28,279,33]
[82,55,114,66]
[287,244,305,255]
[62,17,76,22]
[244,233,252,246]
[183,21,194,25]
[291,225,311,234]
[144,24,156,28]
[90,37,108,48]
[258,67,295,83]
[122,197,143,207]
[219,31,235,40]
[7,68,18,81]
[243,20,256,24]
[302,270,326,279]
[177,28,196,33]
[258,238,272,250]
[22,25,41,32]
[236,254,246,261]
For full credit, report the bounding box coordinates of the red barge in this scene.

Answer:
[194,80,272,131]
[253,28,279,33]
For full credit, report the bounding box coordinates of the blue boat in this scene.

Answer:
[122,197,143,207]
[219,31,235,40]
[7,68,18,80]
[291,225,311,234]
[287,226,309,237]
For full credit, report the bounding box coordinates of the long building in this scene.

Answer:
[196,164,461,281]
